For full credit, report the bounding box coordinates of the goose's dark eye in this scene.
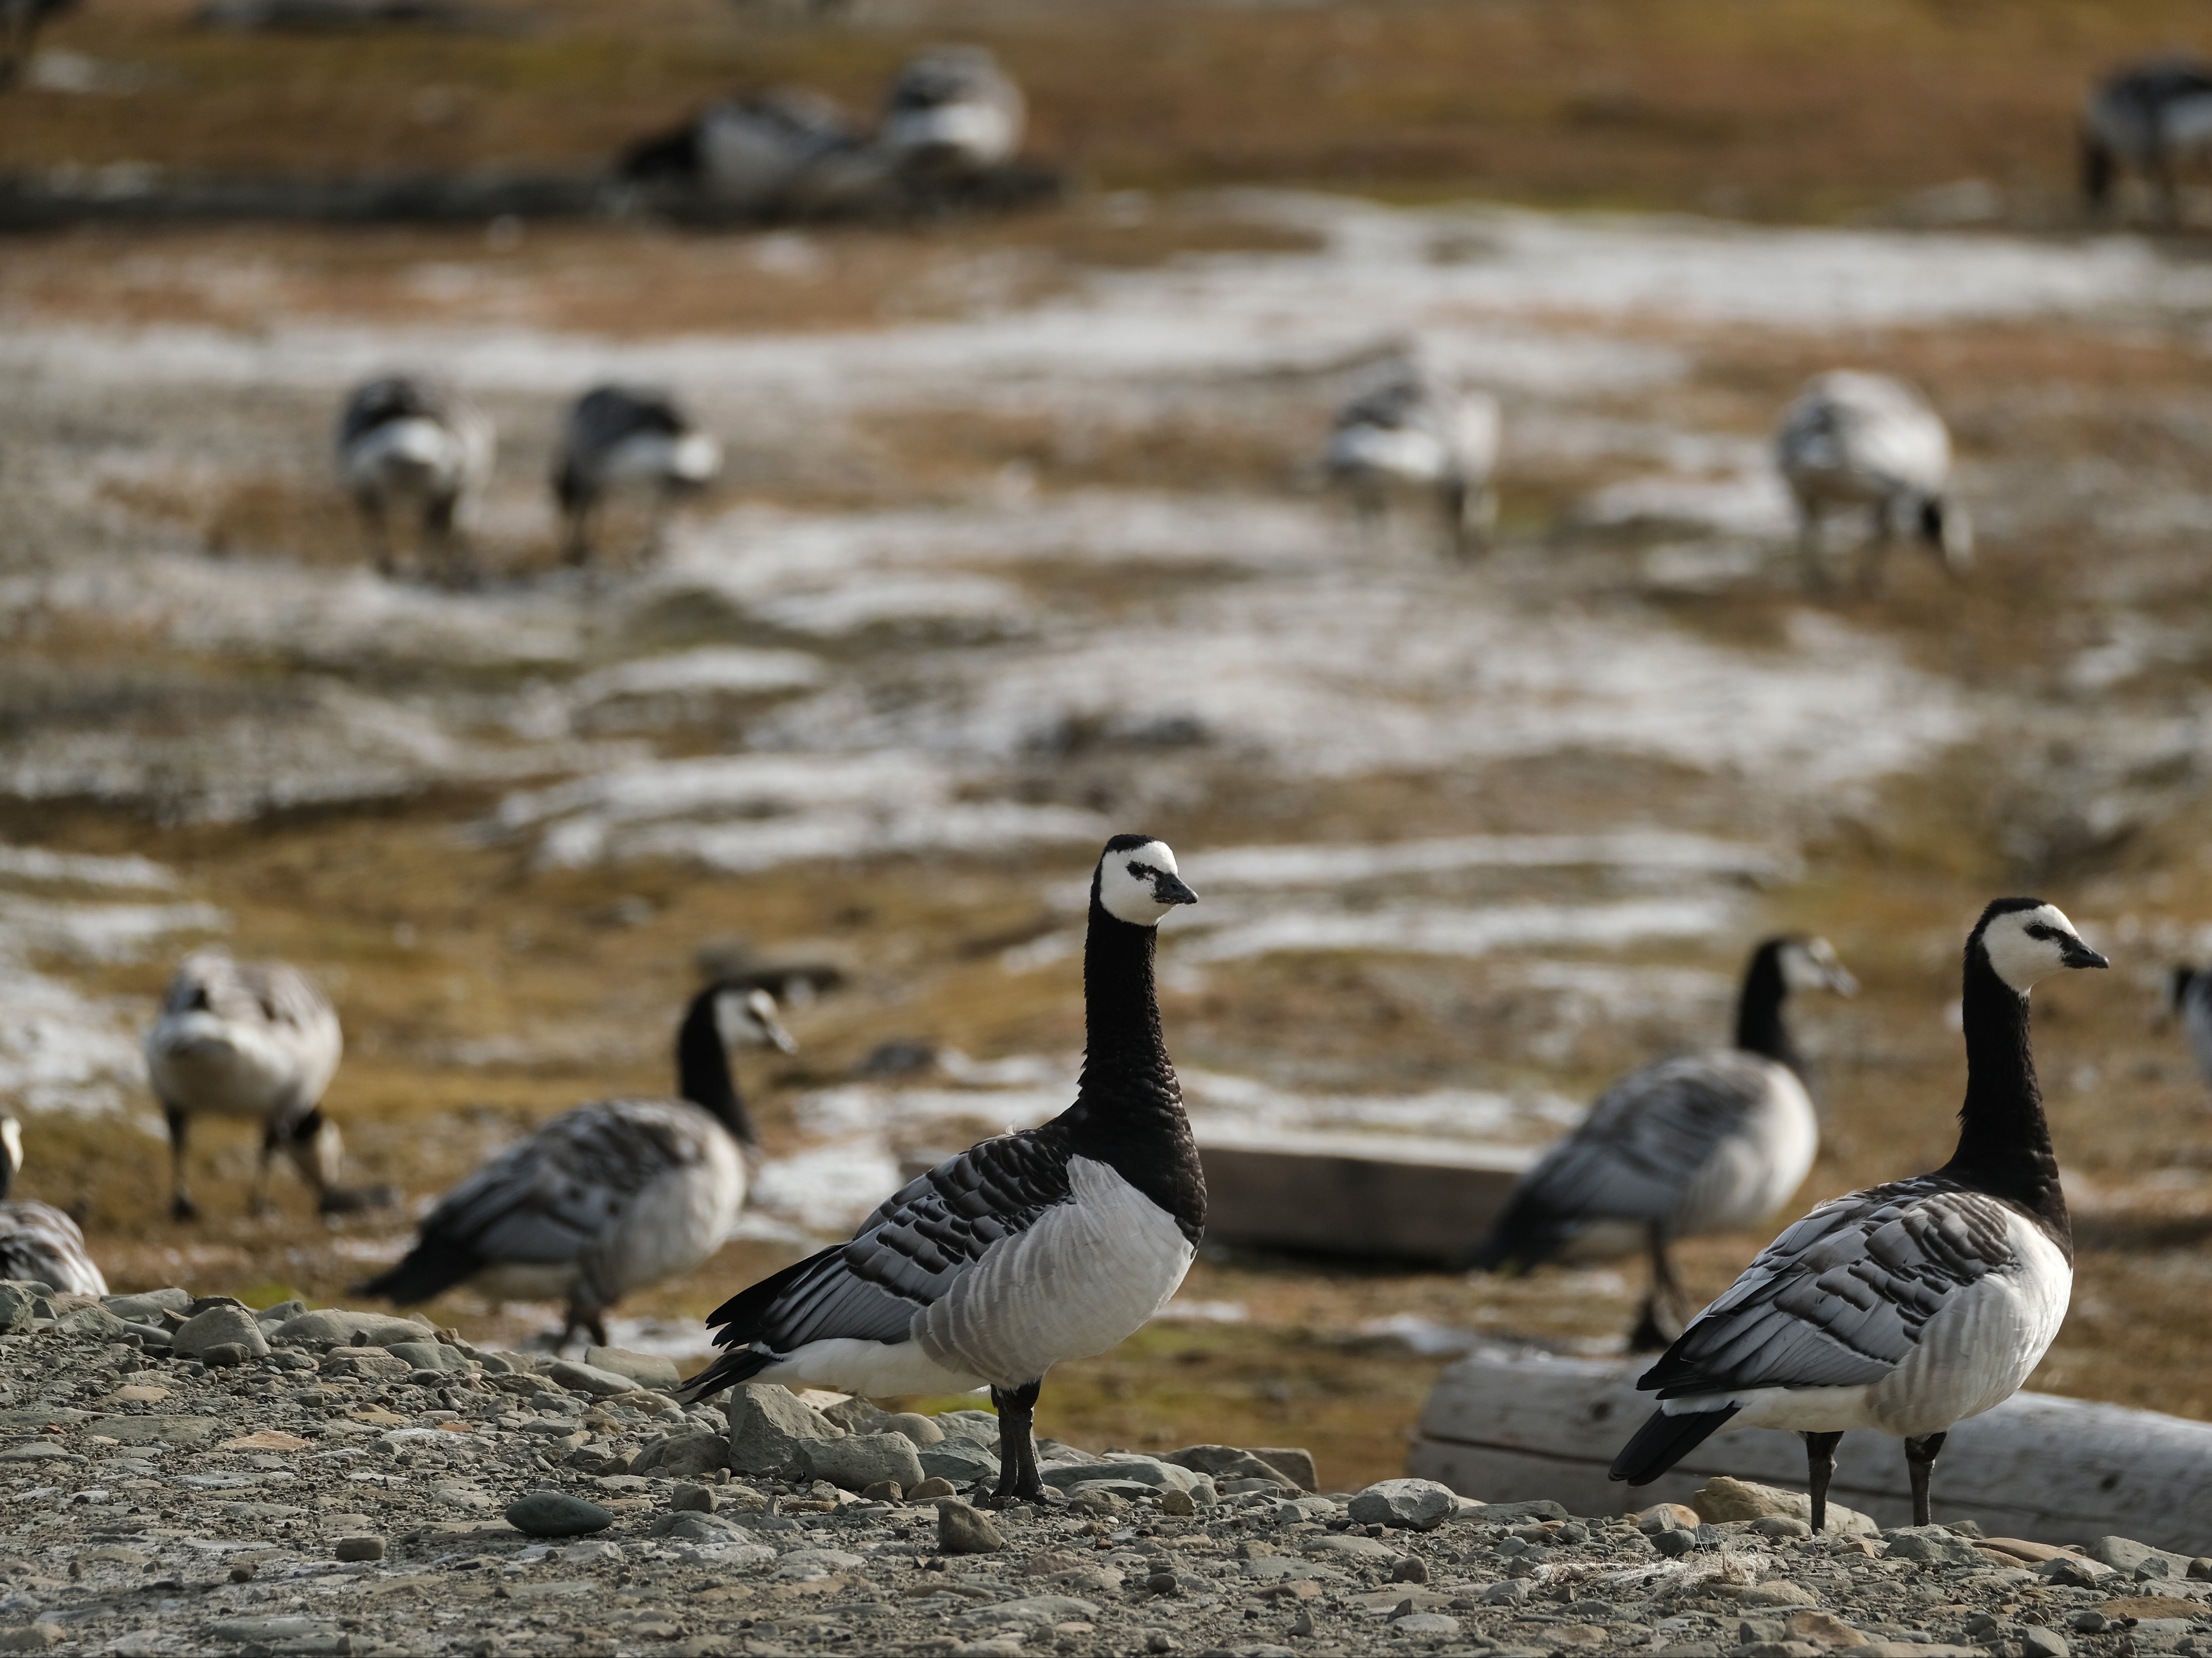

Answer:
[2025,924,2056,940]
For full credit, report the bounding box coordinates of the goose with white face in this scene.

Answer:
[1980,903,2109,993]
[1098,839,1199,926]
[1780,936,1859,997]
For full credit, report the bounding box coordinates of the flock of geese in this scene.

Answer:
[0,841,2127,1525]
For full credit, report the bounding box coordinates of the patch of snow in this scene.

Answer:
[570,647,825,703]
[1182,831,1793,888]
[1173,895,1735,964]
[0,844,179,892]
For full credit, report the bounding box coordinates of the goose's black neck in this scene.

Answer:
[1940,943,2070,1255]
[675,986,758,1147]
[1733,940,1804,1079]
[1064,894,1206,1243]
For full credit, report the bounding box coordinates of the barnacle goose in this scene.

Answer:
[2164,965,2212,1093]
[1325,360,1502,559]
[357,984,794,1351]
[553,384,723,566]
[143,951,383,1221]
[2081,57,2212,227]
[620,88,868,213]
[0,1114,106,1296]
[679,835,1205,1505]
[1776,371,1971,594]
[1610,900,2104,1529]
[337,376,496,585]
[880,46,1026,176]
[1466,936,1857,1350]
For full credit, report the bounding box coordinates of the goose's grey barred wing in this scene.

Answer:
[1639,1177,2020,1399]
[703,1126,1076,1357]
[424,1100,720,1265]
[0,1201,106,1296]
[1531,1053,1776,1221]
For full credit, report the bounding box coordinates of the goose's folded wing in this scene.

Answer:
[1639,1179,2020,1398]
[424,1101,715,1264]
[0,1201,105,1296]
[708,1128,1074,1353]
[1521,1055,1773,1222]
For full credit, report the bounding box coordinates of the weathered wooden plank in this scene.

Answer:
[1407,1344,2212,1554]
[1193,1129,1536,1261]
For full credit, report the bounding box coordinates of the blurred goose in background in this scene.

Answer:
[1777,371,1971,593]
[553,384,722,566]
[680,836,1203,1505]
[1612,900,2102,1530]
[356,983,794,1351]
[0,0,74,87]
[0,1114,106,1295]
[1467,936,1857,1350]
[1325,359,1501,558]
[337,376,496,585]
[144,952,383,1221]
[2082,56,2212,227]
[619,88,870,213]
[2165,965,2212,1092]
[881,46,1025,176]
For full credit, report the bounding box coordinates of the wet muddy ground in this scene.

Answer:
[6,188,2212,1491]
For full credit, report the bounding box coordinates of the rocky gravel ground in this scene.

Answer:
[2,1286,2209,1658]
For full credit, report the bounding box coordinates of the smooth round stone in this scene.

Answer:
[504,1490,613,1538]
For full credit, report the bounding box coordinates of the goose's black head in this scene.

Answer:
[1972,897,2108,994]
[1093,833,1198,927]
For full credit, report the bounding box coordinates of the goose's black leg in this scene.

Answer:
[1903,1432,1946,1527]
[1802,1430,1844,1533]
[252,1122,280,1216]
[165,1103,198,1221]
[988,1379,1045,1505]
[1629,1221,1683,1352]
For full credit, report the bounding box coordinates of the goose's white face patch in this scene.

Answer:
[1099,840,1192,926]
[0,1116,20,1179]
[718,988,798,1055]
[1780,936,1858,996]
[1981,903,2097,993]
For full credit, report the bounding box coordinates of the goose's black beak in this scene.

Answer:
[2063,939,2109,970]
[1154,874,1199,907]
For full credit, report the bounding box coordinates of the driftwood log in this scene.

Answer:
[1193,1128,1535,1261]
[1409,1343,2212,1555]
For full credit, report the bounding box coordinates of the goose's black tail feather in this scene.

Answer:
[678,1243,845,1403]
[354,1237,481,1306]
[678,1343,778,1404]
[1609,1403,1740,1486]
[1461,1193,1577,1274]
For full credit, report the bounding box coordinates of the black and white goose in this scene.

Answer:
[880,46,1026,176]
[1325,360,1502,559]
[1610,900,2104,1529]
[2165,965,2212,1094]
[620,88,866,213]
[0,1114,106,1296]
[143,951,381,1221]
[679,835,1205,1505]
[2081,57,2212,227]
[337,376,496,584]
[552,384,723,566]
[356,983,794,1351]
[1467,936,1857,1350]
[1776,371,1971,594]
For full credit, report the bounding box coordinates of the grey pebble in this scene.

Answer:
[503,1490,612,1537]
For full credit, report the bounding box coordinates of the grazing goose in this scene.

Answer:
[620,88,866,212]
[2164,965,2212,1092]
[679,835,1205,1505]
[880,46,1026,176]
[1466,936,1858,1350]
[1610,900,2104,1530]
[143,951,381,1221]
[0,1114,106,1296]
[337,376,496,585]
[2081,57,2212,227]
[553,384,722,566]
[356,984,795,1351]
[1777,371,1971,594]
[1325,361,1501,559]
